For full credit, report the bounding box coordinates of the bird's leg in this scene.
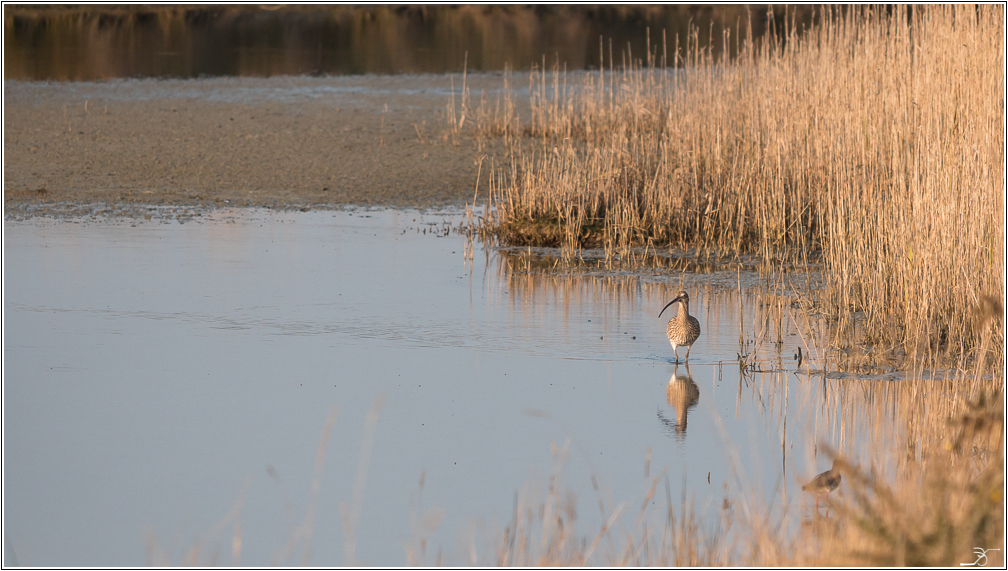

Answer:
[684,346,691,362]
[673,346,680,363]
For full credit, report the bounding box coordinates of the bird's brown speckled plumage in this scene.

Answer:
[659,290,701,363]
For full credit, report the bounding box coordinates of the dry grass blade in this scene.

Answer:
[341,393,388,566]
[270,403,339,566]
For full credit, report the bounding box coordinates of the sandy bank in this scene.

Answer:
[4,74,509,217]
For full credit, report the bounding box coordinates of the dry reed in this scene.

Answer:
[478,5,1004,368]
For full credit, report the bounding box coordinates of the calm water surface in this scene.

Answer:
[5,209,858,566]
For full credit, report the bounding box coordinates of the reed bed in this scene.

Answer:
[477,5,1004,368]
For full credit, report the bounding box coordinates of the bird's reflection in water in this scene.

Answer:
[657,363,700,440]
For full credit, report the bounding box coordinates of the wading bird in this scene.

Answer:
[802,460,841,507]
[659,290,701,363]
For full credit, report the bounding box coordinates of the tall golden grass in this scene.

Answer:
[479,5,1004,368]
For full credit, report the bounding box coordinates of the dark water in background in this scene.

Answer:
[4,5,814,80]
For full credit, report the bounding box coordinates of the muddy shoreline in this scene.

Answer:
[4,74,511,218]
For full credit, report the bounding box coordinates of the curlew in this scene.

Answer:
[659,290,701,363]
[802,460,841,507]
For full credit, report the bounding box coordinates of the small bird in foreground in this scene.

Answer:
[659,290,701,363]
[802,459,841,507]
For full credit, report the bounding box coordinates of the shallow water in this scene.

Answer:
[5,208,878,566]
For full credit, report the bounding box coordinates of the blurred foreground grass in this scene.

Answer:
[147,379,1002,566]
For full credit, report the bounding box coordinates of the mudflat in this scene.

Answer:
[4,74,509,216]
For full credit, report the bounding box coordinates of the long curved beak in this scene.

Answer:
[658,295,682,318]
